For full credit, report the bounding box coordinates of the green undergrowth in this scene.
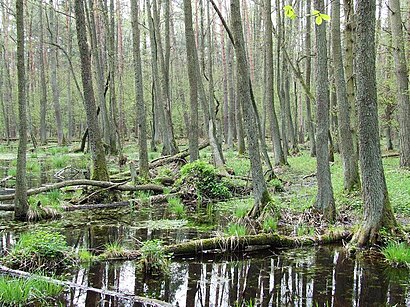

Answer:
[100,241,128,258]
[139,240,171,275]
[167,197,186,218]
[0,276,64,306]
[28,190,64,221]
[381,241,410,267]
[1,230,76,273]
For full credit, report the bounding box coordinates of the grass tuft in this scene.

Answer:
[381,241,410,267]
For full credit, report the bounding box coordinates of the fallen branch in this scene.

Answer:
[0,176,13,186]
[218,173,252,182]
[302,173,316,179]
[0,180,164,201]
[382,152,400,158]
[0,265,172,307]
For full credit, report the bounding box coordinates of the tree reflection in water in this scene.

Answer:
[69,245,410,306]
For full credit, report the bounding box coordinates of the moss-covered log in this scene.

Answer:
[0,180,164,202]
[163,230,351,256]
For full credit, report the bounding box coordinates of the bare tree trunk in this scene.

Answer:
[264,0,285,166]
[15,0,28,221]
[65,1,74,143]
[74,0,110,181]
[313,0,335,221]
[227,40,237,148]
[49,0,64,145]
[389,0,410,168]
[231,0,271,219]
[39,3,48,145]
[350,0,398,247]
[131,0,149,179]
[331,0,360,191]
[183,0,199,161]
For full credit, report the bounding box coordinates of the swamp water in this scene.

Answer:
[1,207,410,307]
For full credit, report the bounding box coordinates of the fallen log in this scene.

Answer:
[98,230,352,261]
[0,265,172,307]
[0,180,164,201]
[0,193,181,211]
[382,152,400,158]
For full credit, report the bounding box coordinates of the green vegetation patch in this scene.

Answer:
[2,230,76,272]
[0,276,64,306]
[139,240,171,275]
[381,241,410,267]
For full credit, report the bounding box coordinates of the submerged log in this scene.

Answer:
[0,179,164,201]
[0,265,172,307]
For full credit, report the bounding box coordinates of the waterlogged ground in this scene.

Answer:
[1,143,410,306]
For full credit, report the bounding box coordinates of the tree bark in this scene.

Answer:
[131,0,149,179]
[389,0,410,168]
[313,0,335,221]
[231,0,271,219]
[39,4,48,145]
[331,0,360,191]
[350,0,398,247]
[14,0,28,221]
[74,0,110,181]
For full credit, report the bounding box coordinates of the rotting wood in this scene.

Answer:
[98,230,352,260]
[0,180,164,201]
[0,265,172,307]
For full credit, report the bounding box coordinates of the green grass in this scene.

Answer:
[28,190,63,221]
[234,203,251,219]
[226,223,247,236]
[0,276,64,306]
[167,197,186,218]
[51,155,70,168]
[101,241,127,258]
[139,240,170,275]
[381,241,410,267]
[78,249,96,263]
[263,216,278,232]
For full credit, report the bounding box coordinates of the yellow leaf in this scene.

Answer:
[321,13,331,21]
[312,10,320,16]
[315,16,323,25]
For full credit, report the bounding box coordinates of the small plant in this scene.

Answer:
[296,225,315,236]
[269,178,283,191]
[101,241,127,258]
[381,241,410,267]
[51,155,70,168]
[28,190,63,221]
[263,216,278,232]
[226,223,247,236]
[78,249,96,263]
[26,160,41,173]
[139,240,171,275]
[180,160,231,200]
[168,197,186,218]
[234,203,250,219]
[2,230,76,272]
[135,191,152,204]
[0,276,64,306]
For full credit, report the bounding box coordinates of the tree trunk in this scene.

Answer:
[49,0,64,145]
[313,0,335,221]
[66,2,74,144]
[15,0,28,221]
[231,0,271,219]
[39,4,48,145]
[183,0,199,162]
[131,0,149,179]
[350,0,398,247]
[227,40,237,148]
[331,0,360,191]
[74,0,110,181]
[389,0,410,168]
[264,0,285,166]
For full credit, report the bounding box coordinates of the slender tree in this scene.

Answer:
[331,0,360,191]
[313,0,335,221]
[350,0,398,246]
[74,0,110,181]
[15,0,28,220]
[389,0,410,168]
[131,0,149,178]
[231,0,271,219]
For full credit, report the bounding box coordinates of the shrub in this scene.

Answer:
[381,241,410,267]
[2,230,76,272]
[139,240,171,275]
[180,160,231,200]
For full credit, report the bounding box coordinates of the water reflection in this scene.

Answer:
[70,246,410,306]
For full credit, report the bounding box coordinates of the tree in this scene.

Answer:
[183,0,199,162]
[389,0,410,168]
[38,3,48,145]
[313,0,335,221]
[15,0,28,220]
[230,0,271,219]
[131,0,149,179]
[350,0,398,247]
[74,0,110,181]
[331,0,360,191]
